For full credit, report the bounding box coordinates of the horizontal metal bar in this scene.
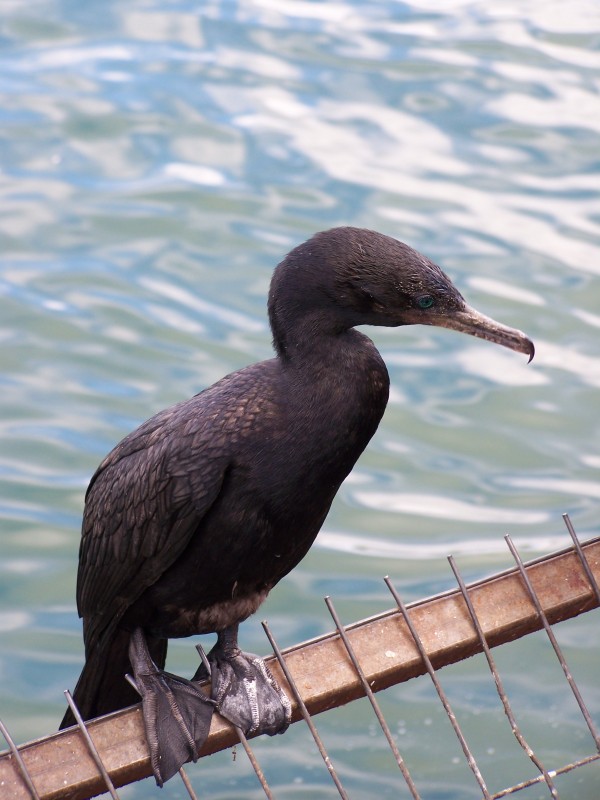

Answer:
[506,534,600,751]
[385,576,492,799]
[491,752,600,798]
[448,555,558,798]
[1,537,598,800]
[63,690,120,800]
[563,514,600,605]
[0,717,41,800]
[262,619,350,800]
[324,594,421,799]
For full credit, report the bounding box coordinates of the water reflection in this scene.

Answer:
[353,491,549,524]
[1,0,599,795]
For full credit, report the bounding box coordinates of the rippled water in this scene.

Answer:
[1,1,600,797]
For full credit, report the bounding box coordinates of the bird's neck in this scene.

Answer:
[281,325,390,422]
[271,307,349,362]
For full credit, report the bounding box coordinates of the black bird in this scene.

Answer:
[60,227,534,784]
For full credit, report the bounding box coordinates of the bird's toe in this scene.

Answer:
[129,628,215,785]
[210,650,292,736]
[142,672,215,785]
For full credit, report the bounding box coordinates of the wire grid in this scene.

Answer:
[1,513,599,799]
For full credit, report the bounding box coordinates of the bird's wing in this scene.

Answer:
[76,391,232,654]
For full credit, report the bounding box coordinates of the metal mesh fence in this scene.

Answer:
[1,514,599,799]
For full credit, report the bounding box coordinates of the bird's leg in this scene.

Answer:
[128,627,215,786]
[193,623,292,736]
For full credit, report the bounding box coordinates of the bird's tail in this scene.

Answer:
[59,628,168,729]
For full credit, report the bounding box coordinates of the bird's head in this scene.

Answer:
[269,227,534,362]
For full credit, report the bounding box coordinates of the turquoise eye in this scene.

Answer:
[417,295,434,309]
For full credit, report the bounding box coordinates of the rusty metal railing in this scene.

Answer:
[1,514,599,799]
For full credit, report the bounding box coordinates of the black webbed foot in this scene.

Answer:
[194,624,292,737]
[129,628,215,786]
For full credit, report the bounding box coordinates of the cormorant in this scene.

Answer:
[60,227,534,784]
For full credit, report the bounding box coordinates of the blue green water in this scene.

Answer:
[1,1,599,797]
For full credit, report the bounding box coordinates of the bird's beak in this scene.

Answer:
[422,305,535,362]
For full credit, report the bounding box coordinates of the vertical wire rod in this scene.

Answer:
[234,725,274,800]
[64,690,120,800]
[125,673,200,800]
[0,716,41,800]
[261,620,350,800]
[177,765,201,800]
[562,514,600,606]
[384,577,492,800]
[505,535,600,751]
[196,644,274,800]
[324,595,421,800]
[447,556,559,799]
[178,766,199,799]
